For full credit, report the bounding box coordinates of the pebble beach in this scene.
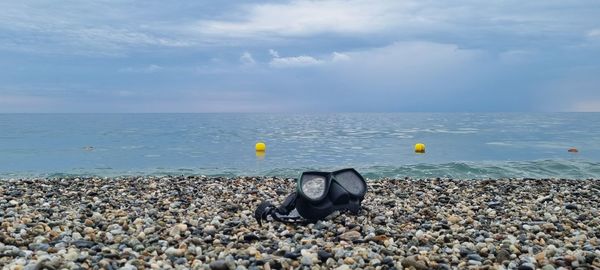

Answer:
[1,176,599,270]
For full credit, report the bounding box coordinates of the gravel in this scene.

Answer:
[1,176,599,269]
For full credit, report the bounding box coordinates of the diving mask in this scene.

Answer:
[255,168,367,224]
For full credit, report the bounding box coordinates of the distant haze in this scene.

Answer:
[1,1,599,112]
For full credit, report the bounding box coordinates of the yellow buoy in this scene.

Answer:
[255,142,266,152]
[414,143,425,153]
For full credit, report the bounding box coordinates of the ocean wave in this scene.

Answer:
[356,160,600,180]
[1,159,599,180]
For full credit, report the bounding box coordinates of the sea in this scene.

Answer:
[1,113,599,180]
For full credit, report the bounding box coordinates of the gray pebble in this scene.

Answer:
[210,260,229,270]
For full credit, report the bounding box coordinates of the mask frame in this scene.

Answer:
[254,168,367,225]
[295,168,367,220]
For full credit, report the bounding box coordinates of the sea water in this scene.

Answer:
[1,113,599,179]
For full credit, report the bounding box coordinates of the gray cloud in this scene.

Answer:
[0,1,599,112]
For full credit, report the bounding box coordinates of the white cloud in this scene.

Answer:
[119,64,162,73]
[268,51,350,68]
[269,49,280,58]
[197,0,402,37]
[2,1,597,56]
[270,55,323,68]
[331,52,350,62]
[265,42,479,70]
[193,0,598,47]
[587,29,600,39]
[268,41,485,101]
[240,52,256,65]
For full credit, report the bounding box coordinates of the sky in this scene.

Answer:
[1,0,599,112]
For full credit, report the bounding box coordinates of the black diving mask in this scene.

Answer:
[255,168,367,225]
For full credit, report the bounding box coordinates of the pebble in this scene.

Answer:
[402,256,428,270]
[468,260,482,265]
[317,250,333,261]
[467,254,482,261]
[0,176,597,270]
[72,240,95,249]
[373,216,386,224]
[565,204,578,210]
[339,231,361,241]
[301,256,313,266]
[518,263,535,270]
[448,215,461,224]
[203,225,217,236]
[164,247,185,257]
[210,260,229,270]
[170,223,187,237]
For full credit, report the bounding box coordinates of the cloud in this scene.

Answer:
[335,41,483,72]
[585,28,600,43]
[268,51,349,68]
[1,1,599,112]
[119,64,162,73]
[0,1,193,55]
[2,1,598,57]
[269,49,280,58]
[322,41,485,93]
[269,55,323,68]
[192,0,600,52]
[331,52,350,62]
[241,41,496,111]
[588,29,600,39]
[240,52,256,65]
[197,0,395,38]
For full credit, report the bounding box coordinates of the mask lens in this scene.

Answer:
[333,170,365,195]
[301,175,326,200]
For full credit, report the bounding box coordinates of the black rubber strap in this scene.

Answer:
[277,192,297,214]
[255,193,307,225]
[254,201,276,226]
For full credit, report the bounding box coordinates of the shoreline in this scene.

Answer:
[1,176,599,269]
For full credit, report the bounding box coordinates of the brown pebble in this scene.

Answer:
[564,254,576,262]
[448,215,461,224]
[372,235,388,243]
[535,251,546,263]
[84,219,94,226]
[344,257,356,264]
[339,230,362,241]
[401,256,428,270]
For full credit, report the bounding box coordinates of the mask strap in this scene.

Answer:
[255,192,306,225]
[277,192,297,214]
